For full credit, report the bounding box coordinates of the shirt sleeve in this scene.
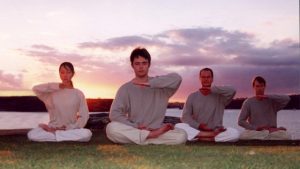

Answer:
[268,95,291,112]
[148,73,182,97]
[32,83,60,106]
[67,91,90,129]
[109,86,138,128]
[238,99,256,130]
[181,94,200,129]
[211,86,236,106]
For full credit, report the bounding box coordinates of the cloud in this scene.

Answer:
[78,27,299,67]
[78,35,161,50]
[0,71,23,90]
[21,44,131,87]
[22,27,300,99]
[31,44,55,51]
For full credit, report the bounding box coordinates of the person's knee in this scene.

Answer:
[230,128,240,139]
[81,129,92,141]
[27,129,35,141]
[106,122,120,139]
[175,129,188,144]
[106,122,117,133]
[269,131,292,140]
[240,130,268,140]
[174,123,184,128]
[229,128,240,142]
[27,128,55,142]
[27,128,41,141]
[215,128,240,142]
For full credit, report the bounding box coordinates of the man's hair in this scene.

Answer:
[252,76,266,87]
[199,67,214,78]
[130,47,151,65]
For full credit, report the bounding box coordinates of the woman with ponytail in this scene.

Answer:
[27,62,92,142]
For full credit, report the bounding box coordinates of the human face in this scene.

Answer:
[253,80,265,96]
[59,66,74,85]
[199,70,213,87]
[132,56,150,78]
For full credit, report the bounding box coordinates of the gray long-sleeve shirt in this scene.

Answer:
[32,83,89,130]
[109,73,182,129]
[181,86,236,129]
[238,95,290,130]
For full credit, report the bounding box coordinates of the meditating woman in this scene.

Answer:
[27,62,92,142]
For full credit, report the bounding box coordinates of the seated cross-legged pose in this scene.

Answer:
[238,76,291,140]
[27,62,92,142]
[176,68,240,142]
[106,47,187,145]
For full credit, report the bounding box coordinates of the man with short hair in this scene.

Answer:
[238,76,291,140]
[106,47,187,145]
[176,68,240,142]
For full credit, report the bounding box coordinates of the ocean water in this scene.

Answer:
[166,109,300,140]
[1,109,299,139]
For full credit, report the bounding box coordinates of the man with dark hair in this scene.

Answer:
[176,68,239,142]
[238,76,291,140]
[130,47,151,65]
[252,76,266,87]
[106,47,187,145]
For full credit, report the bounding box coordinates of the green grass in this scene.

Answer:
[0,130,299,169]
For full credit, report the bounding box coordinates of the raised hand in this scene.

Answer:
[132,81,150,87]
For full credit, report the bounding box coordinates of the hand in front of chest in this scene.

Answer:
[132,78,150,87]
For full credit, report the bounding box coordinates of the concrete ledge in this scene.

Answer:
[0,129,31,136]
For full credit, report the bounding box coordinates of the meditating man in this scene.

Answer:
[106,47,187,145]
[176,68,240,142]
[238,76,291,140]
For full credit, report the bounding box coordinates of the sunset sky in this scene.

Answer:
[0,0,299,102]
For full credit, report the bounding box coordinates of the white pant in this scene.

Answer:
[27,127,92,142]
[240,130,292,140]
[106,121,187,145]
[175,123,240,142]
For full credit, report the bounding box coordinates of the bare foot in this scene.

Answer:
[197,131,216,138]
[39,123,56,133]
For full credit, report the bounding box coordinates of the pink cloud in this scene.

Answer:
[0,71,23,90]
[21,27,300,99]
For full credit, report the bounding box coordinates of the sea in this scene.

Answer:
[1,109,299,140]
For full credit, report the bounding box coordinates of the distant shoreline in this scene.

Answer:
[0,94,299,112]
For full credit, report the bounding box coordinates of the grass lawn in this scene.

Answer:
[0,129,299,169]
